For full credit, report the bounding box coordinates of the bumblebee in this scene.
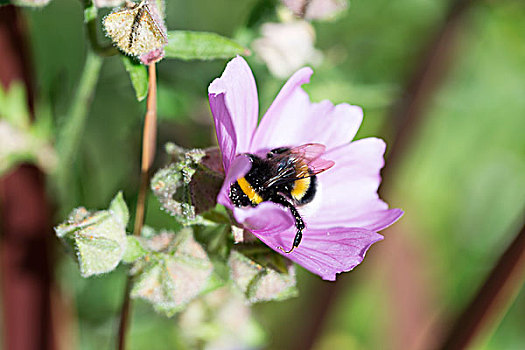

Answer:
[229,143,334,253]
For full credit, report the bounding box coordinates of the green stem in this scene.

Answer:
[56,51,103,209]
[83,0,119,56]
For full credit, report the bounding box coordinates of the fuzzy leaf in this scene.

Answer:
[152,145,220,225]
[123,236,148,263]
[54,193,129,277]
[165,31,249,61]
[109,191,129,227]
[122,56,148,101]
[189,149,225,215]
[130,228,214,316]
[229,250,297,303]
[178,287,266,349]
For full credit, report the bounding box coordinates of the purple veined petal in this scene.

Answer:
[217,155,253,210]
[209,57,259,171]
[233,202,295,235]
[348,208,404,231]
[251,67,363,152]
[253,226,383,281]
[209,92,237,172]
[306,137,394,228]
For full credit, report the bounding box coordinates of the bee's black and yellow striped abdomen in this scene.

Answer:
[229,154,271,207]
[228,148,323,254]
[290,164,316,205]
[229,153,317,208]
[230,176,263,206]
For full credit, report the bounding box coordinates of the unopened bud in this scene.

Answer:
[103,0,167,62]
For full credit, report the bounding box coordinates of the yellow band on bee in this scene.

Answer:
[291,177,311,201]
[237,177,263,205]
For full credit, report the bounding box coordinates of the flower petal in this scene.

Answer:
[348,208,404,231]
[209,93,236,172]
[254,226,383,281]
[306,138,395,228]
[233,202,295,235]
[209,57,259,171]
[217,155,252,209]
[251,67,362,152]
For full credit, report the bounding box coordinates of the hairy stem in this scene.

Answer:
[117,63,157,350]
[56,51,103,211]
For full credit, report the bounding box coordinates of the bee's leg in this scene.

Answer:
[270,194,304,254]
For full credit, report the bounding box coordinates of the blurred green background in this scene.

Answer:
[13,0,525,348]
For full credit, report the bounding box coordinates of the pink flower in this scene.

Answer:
[208,57,403,281]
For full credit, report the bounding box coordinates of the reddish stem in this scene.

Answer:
[437,218,525,350]
[117,63,158,350]
[0,6,55,350]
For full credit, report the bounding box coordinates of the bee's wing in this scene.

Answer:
[265,143,334,186]
[288,143,334,177]
[289,143,326,159]
[305,157,335,176]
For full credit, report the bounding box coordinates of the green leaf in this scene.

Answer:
[123,236,148,263]
[0,81,30,129]
[109,191,129,228]
[164,31,249,61]
[75,234,122,277]
[122,56,148,101]
[177,286,266,349]
[83,3,97,23]
[151,146,221,226]
[54,193,129,277]
[74,211,127,277]
[130,228,214,316]
[228,250,298,303]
